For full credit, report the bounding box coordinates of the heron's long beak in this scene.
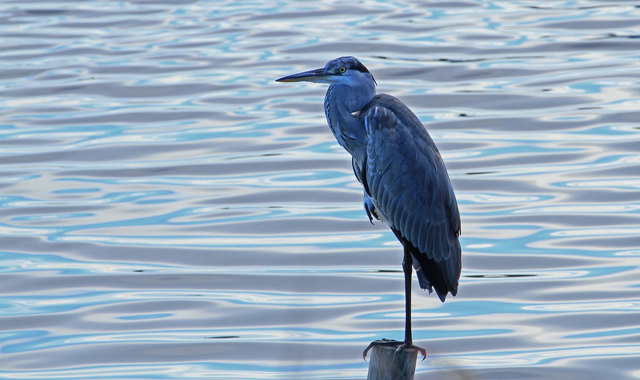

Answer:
[276,68,328,83]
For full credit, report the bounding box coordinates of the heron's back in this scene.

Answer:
[361,94,461,301]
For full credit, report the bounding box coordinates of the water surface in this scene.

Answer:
[1,1,640,379]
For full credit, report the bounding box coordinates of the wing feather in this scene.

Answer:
[362,95,461,301]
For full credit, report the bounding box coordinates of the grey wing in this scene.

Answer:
[364,105,461,298]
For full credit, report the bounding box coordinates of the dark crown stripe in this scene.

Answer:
[353,61,370,73]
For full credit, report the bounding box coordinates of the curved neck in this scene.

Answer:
[324,82,375,165]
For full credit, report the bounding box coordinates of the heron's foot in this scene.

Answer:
[362,339,427,361]
[395,341,427,361]
[364,196,376,224]
[363,339,401,360]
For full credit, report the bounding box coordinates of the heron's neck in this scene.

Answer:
[324,83,375,164]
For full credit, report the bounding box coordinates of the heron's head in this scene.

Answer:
[276,56,376,87]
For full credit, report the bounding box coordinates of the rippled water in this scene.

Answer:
[2,1,640,379]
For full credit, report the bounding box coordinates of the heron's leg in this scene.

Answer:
[403,245,413,345]
[362,245,426,360]
[397,245,427,359]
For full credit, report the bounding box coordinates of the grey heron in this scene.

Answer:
[276,56,461,359]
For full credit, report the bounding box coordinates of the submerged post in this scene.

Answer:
[367,342,418,380]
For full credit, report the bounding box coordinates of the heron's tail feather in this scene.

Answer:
[415,268,433,293]
[393,227,460,303]
[415,267,448,302]
[411,242,460,303]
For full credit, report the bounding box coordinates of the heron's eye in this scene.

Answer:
[338,66,346,73]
